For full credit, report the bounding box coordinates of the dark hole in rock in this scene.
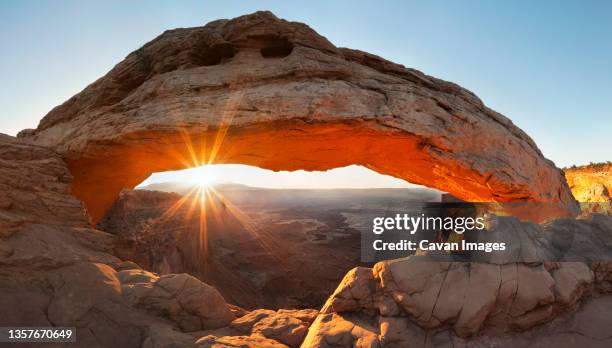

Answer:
[260,37,294,58]
[199,43,235,66]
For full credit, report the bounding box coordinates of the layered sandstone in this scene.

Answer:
[0,133,88,236]
[18,11,577,223]
[565,163,612,202]
[565,163,612,215]
[300,213,612,346]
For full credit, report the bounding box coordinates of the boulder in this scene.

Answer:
[193,308,317,348]
[551,262,593,308]
[301,312,380,348]
[46,262,144,347]
[196,334,288,348]
[310,253,612,341]
[120,272,235,332]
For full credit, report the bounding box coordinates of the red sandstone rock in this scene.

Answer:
[17,11,577,223]
[196,334,288,348]
[119,270,235,332]
[565,163,612,215]
[565,163,612,203]
[0,134,88,234]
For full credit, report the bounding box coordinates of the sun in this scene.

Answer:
[188,165,219,189]
[196,172,216,188]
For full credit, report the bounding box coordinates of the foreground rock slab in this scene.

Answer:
[302,254,612,348]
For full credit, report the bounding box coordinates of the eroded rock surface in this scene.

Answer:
[119,270,235,331]
[18,11,577,223]
[565,163,612,203]
[302,256,612,347]
[0,135,314,347]
[565,163,612,216]
[0,134,120,272]
[195,308,318,348]
[0,134,88,235]
[2,133,609,347]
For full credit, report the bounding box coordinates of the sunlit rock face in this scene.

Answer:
[302,255,612,347]
[565,163,612,215]
[17,11,577,223]
[565,163,612,202]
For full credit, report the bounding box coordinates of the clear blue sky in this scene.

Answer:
[1,0,610,169]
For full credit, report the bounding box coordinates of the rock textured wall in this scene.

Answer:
[302,256,612,347]
[17,11,577,223]
[565,163,612,202]
[0,134,88,236]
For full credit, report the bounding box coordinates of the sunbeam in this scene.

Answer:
[152,90,281,275]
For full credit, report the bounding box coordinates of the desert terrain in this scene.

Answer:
[98,184,440,309]
[1,11,612,348]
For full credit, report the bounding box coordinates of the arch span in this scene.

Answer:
[18,11,577,223]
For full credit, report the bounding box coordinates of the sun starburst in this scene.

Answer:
[151,90,281,275]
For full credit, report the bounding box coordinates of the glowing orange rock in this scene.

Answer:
[565,163,612,215]
[18,11,578,223]
[565,163,612,203]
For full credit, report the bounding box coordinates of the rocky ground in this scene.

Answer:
[306,258,612,347]
[3,132,612,347]
[96,186,439,309]
[97,188,364,310]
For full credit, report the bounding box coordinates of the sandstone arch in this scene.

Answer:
[18,11,577,223]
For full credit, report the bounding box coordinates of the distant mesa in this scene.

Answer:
[140,181,255,195]
[441,193,465,203]
[138,181,442,196]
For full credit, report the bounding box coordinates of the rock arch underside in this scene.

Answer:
[18,11,577,223]
[6,11,612,348]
